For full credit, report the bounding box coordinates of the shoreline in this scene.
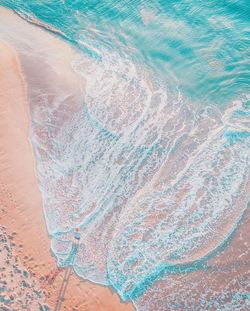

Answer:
[0,7,134,310]
[0,5,249,311]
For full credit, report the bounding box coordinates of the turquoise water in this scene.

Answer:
[1,0,249,103]
[0,1,249,310]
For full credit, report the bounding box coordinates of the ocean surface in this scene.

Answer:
[1,0,249,310]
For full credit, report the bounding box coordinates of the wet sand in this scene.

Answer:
[0,5,249,311]
[0,8,134,311]
[135,206,250,310]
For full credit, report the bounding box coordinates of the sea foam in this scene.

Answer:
[29,50,249,303]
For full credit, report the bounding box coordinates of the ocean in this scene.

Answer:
[0,0,249,310]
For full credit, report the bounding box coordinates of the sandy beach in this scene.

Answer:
[0,5,249,311]
[0,7,134,310]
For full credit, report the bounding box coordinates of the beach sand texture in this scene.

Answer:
[0,6,249,311]
[0,7,134,311]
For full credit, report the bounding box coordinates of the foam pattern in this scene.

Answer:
[29,51,249,303]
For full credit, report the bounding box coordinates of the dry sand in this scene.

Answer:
[0,8,134,311]
[0,6,249,311]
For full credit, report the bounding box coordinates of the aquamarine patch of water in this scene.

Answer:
[0,1,249,310]
[1,0,249,103]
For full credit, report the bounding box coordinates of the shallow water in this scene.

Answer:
[2,0,250,104]
[0,1,249,310]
